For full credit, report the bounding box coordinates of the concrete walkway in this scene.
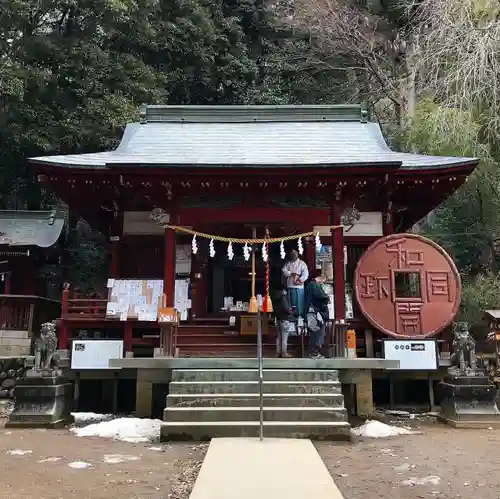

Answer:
[189,438,344,499]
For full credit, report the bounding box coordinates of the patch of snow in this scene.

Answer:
[148,446,164,452]
[394,463,411,472]
[402,475,441,486]
[70,417,162,443]
[7,449,32,456]
[37,457,61,463]
[68,461,92,469]
[72,412,113,424]
[103,454,141,464]
[352,420,415,438]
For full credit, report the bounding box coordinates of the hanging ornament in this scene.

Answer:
[209,238,215,258]
[243,242,251,261]
[191,235,198,255]
[315,232,322,251]
[261,242,268,262]
[227,242,234,260]
[297,236,304,255]
[280,240,286,260]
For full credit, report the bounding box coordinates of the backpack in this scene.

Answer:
[306,306,324,333]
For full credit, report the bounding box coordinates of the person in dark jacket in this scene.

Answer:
[271,283,297,358]
[304,269,330,359]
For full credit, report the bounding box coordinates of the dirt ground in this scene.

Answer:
[0,425,206,499]
[318,420,500,499]
[2,407,500,499]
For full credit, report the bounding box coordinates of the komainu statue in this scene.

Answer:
[450,322,476,376]
[33,322,58,371]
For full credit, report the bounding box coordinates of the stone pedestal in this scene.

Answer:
[438,374,500,428]
[6,370,74,428]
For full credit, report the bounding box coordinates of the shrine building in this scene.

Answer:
[29,104,478,363]
[0,210,63,356]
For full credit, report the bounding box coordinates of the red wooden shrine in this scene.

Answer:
[29,105,479,357]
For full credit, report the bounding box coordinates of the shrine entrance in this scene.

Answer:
[199,224,307,317]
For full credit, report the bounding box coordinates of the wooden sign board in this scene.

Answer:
[240,315,269,336]
[105,279,164,321]
[158,307,179,324]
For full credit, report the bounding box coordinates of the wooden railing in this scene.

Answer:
[0,295,61,333]
[61,286,107,318]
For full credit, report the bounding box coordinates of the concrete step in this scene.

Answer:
[164,406,348,423]
[161,420,352,441]
[166,392,345,408]
[172,369,339,383]
[168,380,342,395]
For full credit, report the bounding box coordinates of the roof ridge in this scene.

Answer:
[141,104,367,124]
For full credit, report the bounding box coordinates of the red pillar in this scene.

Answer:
[110,238,121,278]
[124,322,133,353]
[59,286,70,350]
[4,272,11,295]
[109,213,123,278]
[383,174,394,235]
[190,254,208,319]
[164,215,177,307]
[331,204,345,321]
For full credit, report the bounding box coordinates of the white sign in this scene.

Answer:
[71,340,124,370]
[383,339,438,370]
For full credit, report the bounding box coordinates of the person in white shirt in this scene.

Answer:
[282,250,309,319]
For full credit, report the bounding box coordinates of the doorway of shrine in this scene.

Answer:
[203,225,303,316]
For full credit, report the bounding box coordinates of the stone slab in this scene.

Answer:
[109,357,398,370]
[188,438,344,499]
[164,406,347,423]
[172,369,339,382]
[0,330,29,340]
[0,346,30,356]
[162,421,352,441]
[168,380,342,395]
[166,392,345,408]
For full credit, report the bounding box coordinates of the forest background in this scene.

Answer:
[1,0,498,324]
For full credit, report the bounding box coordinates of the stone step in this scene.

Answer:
[160,420,352,441]
[168,380,342,395]
[172,369,339,383]
[164,406,348,423]
[166,392,345,408]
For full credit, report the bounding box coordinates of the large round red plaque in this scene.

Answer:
[354,234,461,338]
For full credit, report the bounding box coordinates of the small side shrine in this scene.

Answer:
[0,210,64,295]
[0,210,64,356]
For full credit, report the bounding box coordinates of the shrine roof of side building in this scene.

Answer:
[0,210,64,248]
[29,105,479,172]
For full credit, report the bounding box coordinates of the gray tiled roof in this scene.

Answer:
[0,211,64,248]
[30,105,478,170]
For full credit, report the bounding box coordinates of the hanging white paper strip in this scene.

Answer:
[261,242,268,262]
[191,235,198,255]
[315,232,322,251]
[227,242,234,260]
[297,236,304,255]
[280,240,286,259]
[243,243,251,261]
[209,238,215,258]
